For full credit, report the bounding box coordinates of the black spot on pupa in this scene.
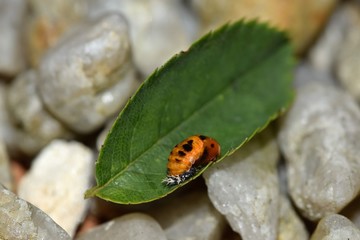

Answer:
[199,135,207,140]
[187,140,193,145]
[175,158,182,163]
[182,143,193,152]
[178,150,186,156]
[211,143,215,148]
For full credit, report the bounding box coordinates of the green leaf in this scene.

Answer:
[85,20,294,204]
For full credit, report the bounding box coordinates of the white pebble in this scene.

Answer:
[204,130,280,240]
[18,140,94,237]
[278,81,360,220]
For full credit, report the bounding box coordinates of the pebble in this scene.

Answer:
[0,83,17,153]
[38,13,139,133]
[278,195,308,240]
[6,70,73,155]
[309,4,352,73]
[76,213,167,240]
[0,139,12,190]
[150,191,226,240]
[0,184,71,240]
[310,214,360,240]
[278,81,360,221]
[26,0,89,66]
[18,140,94,237]
[88,0,197,76]
[203,130,280,240]
[191,0,338,53]
[294,63,336,88]
[0,0,27,76]
[336,4,360,101]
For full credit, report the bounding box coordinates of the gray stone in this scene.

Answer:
[0,184,71,240]
[18,140,94,237]
[150,191,226,240]
[310,214,360,240]
[309,4,352,73]
[204,130,280,240]
[278,81,360,221]
[76,213,166,240]
[278,195,308,240]
[0,83,17,155]
[336,4,360,101]
[0,139,12,190]
[38,13,139,133]
[0,138,13,190]
[294,63,336,89]
[26,0,89,66]
[7,70,73,155]
[88,0,198,76]
[0,0,26,76]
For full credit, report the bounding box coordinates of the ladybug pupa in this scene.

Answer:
[163,135,220,186]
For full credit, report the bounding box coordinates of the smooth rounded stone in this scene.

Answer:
[309,4,353,73]
[18,140,94,237]
[191,0,337,53]
[0,184,71,240]
[26,0,89,67]
[0,139,12,190]
[278,195,308,240]
[310,214,360,240]
[294,63,337,89]
[76,213,167,240]
[88,0,197,76]
[203,130,280,240]
[38,13,139,133]
[336,4,360,101]
[278,81,360,221]
[149,191,226,240]
[7,70,73,155]
[0,0,27,76]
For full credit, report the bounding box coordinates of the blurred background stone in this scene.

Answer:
[26,0,89,67]
[76,213,167,240]
[278,195,308,240]
[0,139,12,190]
[150,191,226,240]
[190,0,338,53]
[0,184,71,240]
[294,63,337,88]
[6,70,73,155]
[204,130,280,240]
[309,4,352,74]
[310,214,360,240]
[336,3,360,102]
[0,83,17,154]
[278,81,360,221]
[88,0,198,76]
[38,13,139,133]
[0,0,27,76]
[18,140,94,237]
